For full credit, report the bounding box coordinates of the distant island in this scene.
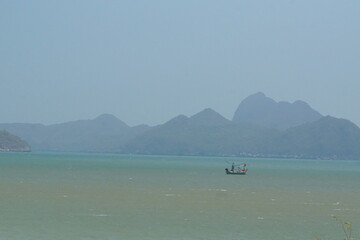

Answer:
[1,92,360,160]
[0,130,31,152]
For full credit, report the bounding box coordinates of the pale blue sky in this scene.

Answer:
[1,1,359,126]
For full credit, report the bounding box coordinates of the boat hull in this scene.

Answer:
[225,169,248,175]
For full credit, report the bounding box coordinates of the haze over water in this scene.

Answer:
[0,153,359,240]
[1,1,360,127]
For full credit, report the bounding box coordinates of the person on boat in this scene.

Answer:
[231,162,235,172]
[243,163,247,171]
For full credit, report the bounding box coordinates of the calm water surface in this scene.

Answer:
[0,153,359,240]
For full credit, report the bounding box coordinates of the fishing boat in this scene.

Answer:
[225,163,248,175]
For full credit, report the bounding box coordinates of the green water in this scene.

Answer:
[0,153,359,240]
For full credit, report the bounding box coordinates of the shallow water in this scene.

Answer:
[0,153,359,239]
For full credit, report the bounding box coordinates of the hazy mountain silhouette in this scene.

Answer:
[123,109,279,156]
[0,130,31,152]
[1,94,360,159]
[0,123,47,150]
[271,116,360,159]
[189,108,231,126]
[123,110,230,155]
[122,113,360,159]
[232,92,323,130]
[0,114,148,152]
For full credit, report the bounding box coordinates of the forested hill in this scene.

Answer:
[122,114,360,160]
[232,92,323,130]
[0,130,31,152]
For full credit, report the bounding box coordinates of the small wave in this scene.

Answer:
[92,214,108,217]
[303,202,325,205]
[333,208,351,211]
[207,188,228,192]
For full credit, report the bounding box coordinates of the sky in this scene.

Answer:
[1,0,359,127]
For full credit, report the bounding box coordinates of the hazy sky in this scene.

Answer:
[1,1,359,127]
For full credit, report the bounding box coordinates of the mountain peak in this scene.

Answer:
[162,115,189,127]
[91,114,129,128]
[190,108,230,126]
[249,92,266,98]
[191,108,219,118]
[233,93,322,130]
[246,92,274,101]
[95,113,119,121]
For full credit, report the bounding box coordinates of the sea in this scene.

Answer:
[0,152,359,240]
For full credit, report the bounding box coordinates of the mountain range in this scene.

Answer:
[1,92,360,160]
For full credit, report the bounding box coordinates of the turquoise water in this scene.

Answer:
[0,153,359,240]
